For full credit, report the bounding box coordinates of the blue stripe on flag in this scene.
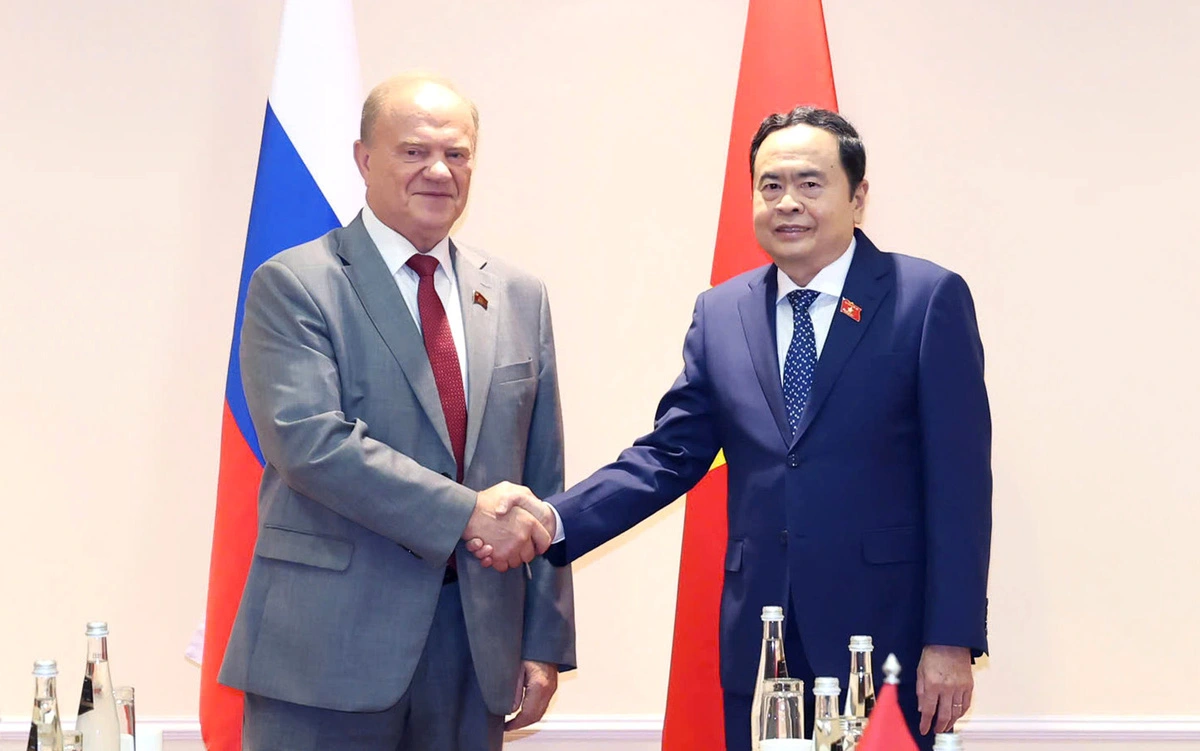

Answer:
[225,102,345,464]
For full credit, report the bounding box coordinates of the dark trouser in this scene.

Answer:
[242,580,504,751]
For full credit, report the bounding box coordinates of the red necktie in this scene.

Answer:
[406,254,467,484]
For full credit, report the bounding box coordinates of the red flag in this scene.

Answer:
[856,681,921,751]
[662,1,838,749]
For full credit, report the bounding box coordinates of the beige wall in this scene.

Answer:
[2,0,1198,734]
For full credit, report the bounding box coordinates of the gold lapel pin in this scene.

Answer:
[473,290,489,310]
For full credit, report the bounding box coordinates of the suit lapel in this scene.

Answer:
[337,216,455,459]
[452,241,498,474]
[738,267,792,446]
[790,230,893,448]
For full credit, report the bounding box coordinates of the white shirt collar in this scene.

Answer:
[361,203,454,277]
[775,236,857,303]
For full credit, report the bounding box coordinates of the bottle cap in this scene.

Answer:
[33,659,58,677]
[848,635,873,651]
[813,676,840,695]
[86,621,110,637]
[760,606,784,622]
[933,731,963,749]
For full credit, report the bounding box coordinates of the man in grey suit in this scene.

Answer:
[217,73,574,751]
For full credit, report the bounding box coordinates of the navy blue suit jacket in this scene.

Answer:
[547,229,990,695]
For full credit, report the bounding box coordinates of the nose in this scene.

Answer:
[778,193,803,213]
[426,159,452,180]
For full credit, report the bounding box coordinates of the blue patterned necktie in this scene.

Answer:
[783,289,822,433]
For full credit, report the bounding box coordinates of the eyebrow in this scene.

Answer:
[397,139,472,154]
[753,169,830,187]
[759,168,827,185]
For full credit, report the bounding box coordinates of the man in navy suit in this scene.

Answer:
[470,106,991,750]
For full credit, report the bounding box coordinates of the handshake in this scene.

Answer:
[462,482,557,572]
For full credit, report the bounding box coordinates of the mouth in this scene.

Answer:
[414,191,455,199]
[774,225,813,236]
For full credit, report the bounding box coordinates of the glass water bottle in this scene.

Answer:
[28,659,64,751]
[76,621,121,751]
[750,606,789,751]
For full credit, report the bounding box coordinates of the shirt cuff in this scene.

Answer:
[550,504,566,544]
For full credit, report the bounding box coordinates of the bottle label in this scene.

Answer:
[78,675,94,715]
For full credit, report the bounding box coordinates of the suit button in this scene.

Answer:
[780,530,788,545]
[787,454,800,468]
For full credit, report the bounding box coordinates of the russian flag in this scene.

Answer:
[199,2,362,748]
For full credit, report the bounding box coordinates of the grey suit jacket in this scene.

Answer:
[218,214,576,714]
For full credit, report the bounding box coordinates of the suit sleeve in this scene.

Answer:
[918,272,992,655]
[546,293,722,565]
[239,259,476,564]
[518,282,577,670]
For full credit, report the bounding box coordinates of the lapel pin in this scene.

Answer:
[839,297,862,322]
[473,290,489,310]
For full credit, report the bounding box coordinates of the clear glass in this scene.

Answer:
[29,669,64,751]
[76,632,121,751]
[63,730,84,751]
[115,686,136,751]
[750,611,789,751]
[759,688,805,747]
[933,731,964,750]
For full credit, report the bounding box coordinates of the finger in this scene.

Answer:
[506,684,551,731]
[493,558,510,573]
[530,518,551,552]
[512,667,526,713]
[519,539,536,565]
[465,538,482,553]
[961,685,973,713]
[505,685,550,732]
[505,543,528,569]
[495,500,509,514]
[948,691,966,730]
[916,670,932,735]
[470,543,494,560]
[480,555,494,568]
[935,689,954,734]
[919,693,936,735]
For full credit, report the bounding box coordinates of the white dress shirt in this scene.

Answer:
[774,237,856,379]
[361,204,468,391]
[548,238,858,545]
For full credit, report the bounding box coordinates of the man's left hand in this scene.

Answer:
[505,660,558,731]
[916,644,973,735]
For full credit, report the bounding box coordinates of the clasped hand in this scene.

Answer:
[462,482,557,572]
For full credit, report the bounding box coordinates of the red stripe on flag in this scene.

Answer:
[664,1,838,748]
[663,465,729,747]
[200,402,263,751]
[709,0,838,287]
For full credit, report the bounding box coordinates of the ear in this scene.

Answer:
[353,139,370,181]
[852,178,869,224]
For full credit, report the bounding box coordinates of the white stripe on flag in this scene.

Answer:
[269,0,364,226]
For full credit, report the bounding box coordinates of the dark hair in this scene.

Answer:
[749,106,865,198]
